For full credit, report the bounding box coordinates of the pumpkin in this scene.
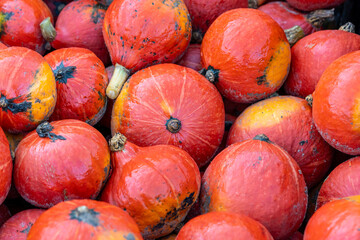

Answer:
[14,120,110,208]
[41,0,110,66]
[103,0,191,100]
[44,47,108,125]
[101,133,201,239]
[0,42,6,49]
[0,0,53,55]
[287,0,346,11]
[98,65,115,129]
[201,134,308,239]
[312,50,360,155]
[316,157,360,209]
[0,47,57,133]
[111,63,225,168]
[304,195,360,239]
[176,44,202,71]
[176,212,274,240]
[0,209,44,239]
[0,205,11,227]
[289,232,303,240]
[0,126,12,206]
[201,9,291,103]
[27,199,143,240]
[158,234,177,240]
[227,96,333,188]
[284,24,360,98]
[258,1,334,36]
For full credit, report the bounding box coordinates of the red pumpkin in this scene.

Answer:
[0,127,12,206]
[312,50,360,155]
[103,0,191,99]
[259,2,334,36]
[176,44,202,71]
[201,9,291,103]
[0,47,57,134]
[176,212,274,240]
[98,65,115,128]
[304,195,360,239]
[316,157,360,209]
[284,26,360,98]
[0,209,44,239]
[0,42,6,49]
[0,205,11,227]
[201,134,308,239]
[41,0,110,65]
[101,133,201,239]
[289,232,303,240]
[14,120,110,208]
[227,96,333,188]
[111,63,225,168]
[27,199,143,240]
[287,0,346,11]
[44,47,108,125]
[0,0,53,55]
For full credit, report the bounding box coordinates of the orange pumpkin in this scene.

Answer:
[44,47,108,125]
[304,195,360,239]
[0,47,57,133]
[101,133,201,239]
[201,8,291,103]
[0,42,6,49]
[27,199,144,240]
[0,126,12,206]
[201,134,308,239]
[312,50,360,155]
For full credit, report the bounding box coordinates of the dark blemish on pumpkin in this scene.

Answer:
[69,206,100,227]
[63,189,69,200]
[123,233,136,240]
[35,99,41,103]
[299,140,308,146]
[258,156,262,160]
[152,222,165,231]
[53,61,76,84]
[90,3,106,24]
[312,147,319,154]
[280,115,283,118]
[180,192,195,210]
[0,11,14,37]
[175,22,179,31]
[19,222,33,234]
[0,94,32,114]
[179,140,182,144]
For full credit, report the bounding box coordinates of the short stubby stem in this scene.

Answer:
[109,133,127,152]
[166,117,182,133]
[40,17,57,42]
[106,63,130,100]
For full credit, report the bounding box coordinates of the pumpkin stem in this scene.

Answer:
[339,22,355,33]
[305,94,313,107]
[40,17,57,42]
[166,117,182,133]
[36,122,66,142]
[109,133,127,152]
[248,0,258,8]
[253,134,271,142]
[0,95,32,114]
[106,63,130,100]
[285,26,305,47]
[203,65,219,83]
[191,30,203,44]
[306,8,335,28]
[69,206,100,227]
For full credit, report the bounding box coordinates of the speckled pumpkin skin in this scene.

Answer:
[287,0,346,11]
[0,127,12,206]
[201,8,291,103]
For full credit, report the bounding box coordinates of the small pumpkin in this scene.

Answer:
[14,120,110,208]
[101,133,201,239]
[304,195,360,239]
[44,47,108,125]
[0,204,11,227]
[0,126,12,206]
[176,44,202,71]
[287,0,346,11]
[176,212,274,240]
[27,199,143,240]
[201,9,291,103]
[201,134,308,239]
[0,209,44,239]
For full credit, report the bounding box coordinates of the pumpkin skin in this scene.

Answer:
[0,209,44,239]
[316,157,360,209]
[286,0,346,11]
[176,44,202,72]
[0,42,6,49]
[312,50,360,155]
[27,199,143,240]
[284,30,360,98]
[0,204,11,227]
[176,212,274,240]
[227,96,333,188]
[0,0,53,55]
[201,9,291,103]
[101,133,201,239]
[0,126,12,206]
[14,119,110,208]
[201,135,308,239]
[304,195,360,240]
[0,47,57,134]
[98,65,115,128]
[44,47,108,126]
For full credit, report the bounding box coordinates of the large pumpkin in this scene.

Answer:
[14,119,110,208]
[0,127,12,206]
[312,50,360,155]
[201,134,308,239]
[27,199,143,240]
[227,96,333,188]
[304,195,360,239]
[111,63,224,168]
[103,0,191,99]
[44,47,108,125]
[0,42,6,49]
[101,133,201,239]
[201,8,291,103]
[0,47,56,133]
[287,0,346,11]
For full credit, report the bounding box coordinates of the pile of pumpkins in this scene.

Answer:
[0,0,359,239]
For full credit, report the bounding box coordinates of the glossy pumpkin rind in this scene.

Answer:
[312,50,360,155]
[44,47,108,126]
[286,0,346,11]
[0,127,12,206]
[201,8,291,103]
[201,137,308,239]
[14,119,110,208]
[103,0,191,73]
[111,63,225,168]
[27,199,144,240]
